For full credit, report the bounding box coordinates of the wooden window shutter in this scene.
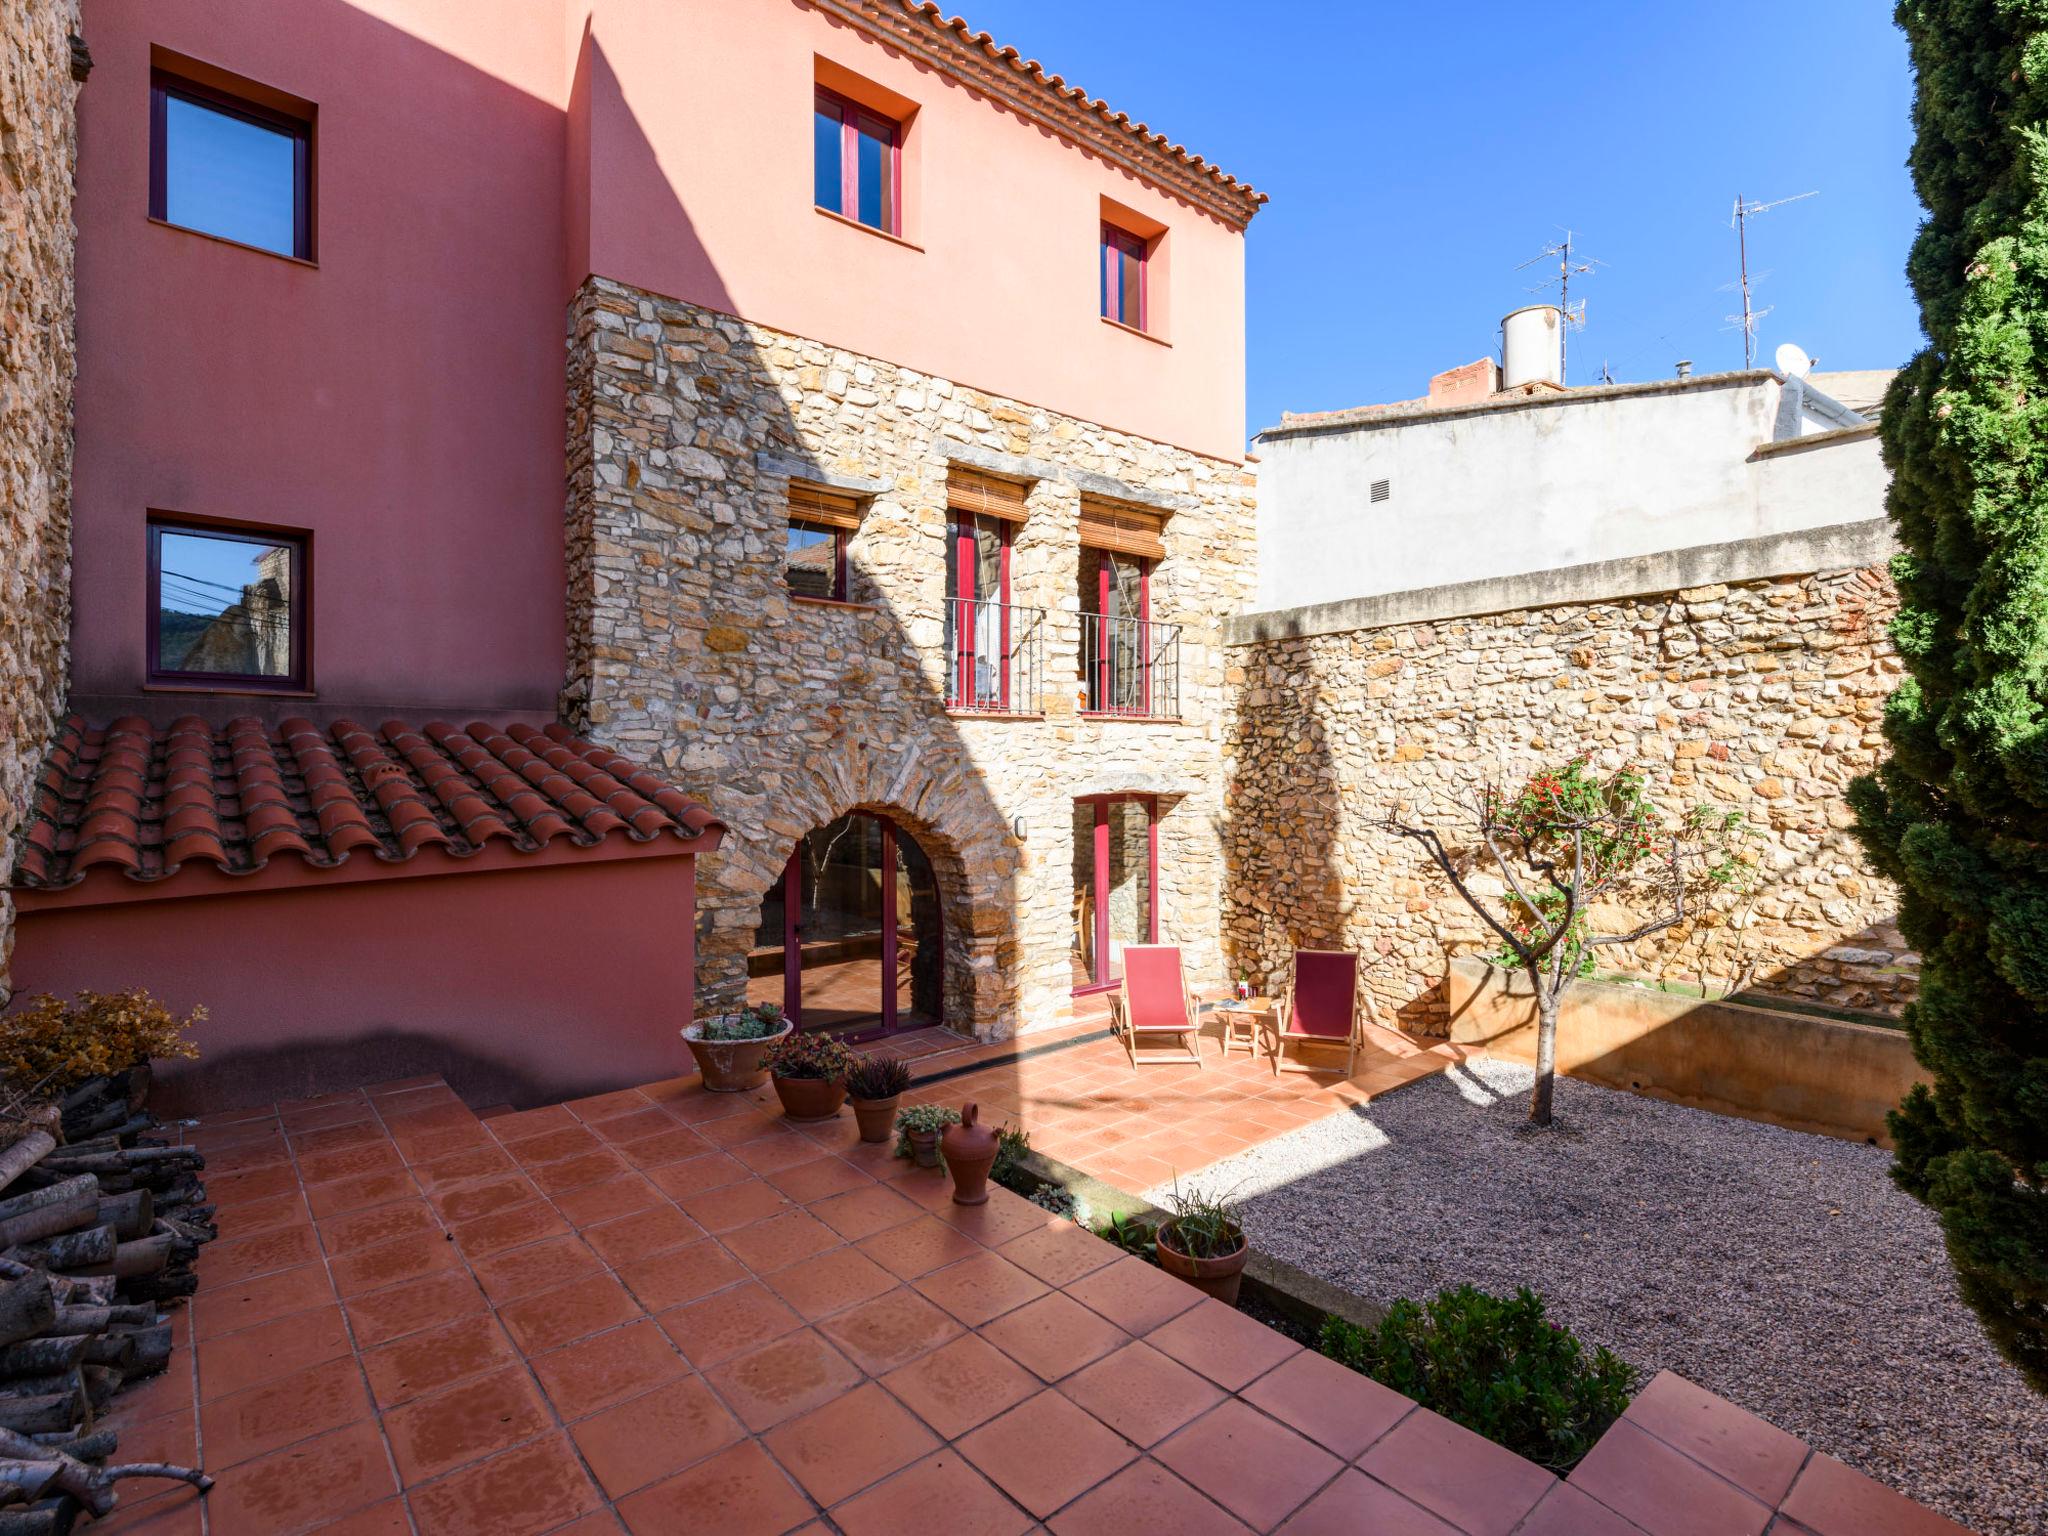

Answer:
[946,467,1031,522]
[787,481,864,531]
[1077,496,1167,560]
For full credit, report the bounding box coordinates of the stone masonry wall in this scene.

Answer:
[565,277,1256,1039]
[1224,565,1912,1031]
[0,0,79,1005]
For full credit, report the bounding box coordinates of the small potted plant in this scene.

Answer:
[893,1103,960,1169]
[846,1054,913,1143]
[763,1030,857,1121]
[1154,1182,1250,1305]
[681,1003,790,1093]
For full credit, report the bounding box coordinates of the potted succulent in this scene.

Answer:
[1154,1183,1251,1306]
[893,1103,961,1169]
[846,1054,914,1143]
[681,1003,790,1093]
[763,1030,857,1121]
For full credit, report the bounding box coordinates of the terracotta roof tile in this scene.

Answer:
[12,715,723,894]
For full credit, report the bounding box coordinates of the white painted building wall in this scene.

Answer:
[1250,370,1888,613]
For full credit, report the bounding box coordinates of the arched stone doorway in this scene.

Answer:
[747,810,946,1039]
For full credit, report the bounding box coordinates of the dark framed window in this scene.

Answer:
[814,86,900,234]
[1101,223,1148,329]
[945,511,1015,710]
[149,70,311,260]
[785,518,848,601]
[147,520,308,689]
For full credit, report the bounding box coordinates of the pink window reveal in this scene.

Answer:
[1101,223,1148,329]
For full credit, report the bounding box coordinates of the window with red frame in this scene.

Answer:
[944,512,1014,710]
[1101,223,1148,329]
[150,70,312,260]
[814,86,899,234]
[148,519,308,689]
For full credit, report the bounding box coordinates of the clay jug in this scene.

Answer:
[941,1103,999,1206]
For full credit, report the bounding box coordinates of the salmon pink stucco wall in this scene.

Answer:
[10,855,702,1114]
[71,0,571,724]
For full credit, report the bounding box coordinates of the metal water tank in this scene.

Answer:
[1501,305,1562,389]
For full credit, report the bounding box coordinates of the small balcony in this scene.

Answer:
[944,598,1046,713]
[1079,612,1182,719]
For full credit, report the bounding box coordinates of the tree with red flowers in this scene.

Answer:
[1383,759,1749,1127]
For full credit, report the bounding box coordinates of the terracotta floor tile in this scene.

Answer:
[763,1243,898,1321]
[723,1209,841,1273]
[1239,1348,1414,1461]
[617,1237,749,1312]
[648,1150,753,1201]
[956,1388,1138,1520]
[199,1223,323,1286]
[582,1204,706,1266]
[383,1364,553,1484]
[343,1269,489,1349]
[979,1291,1132,1381]
[1568,1420,1771,1536]
[100,1403,196,1468]
[487,1103,579,1142]
[569,1087,654,1123]
[763,1380,939,1506]
[363,1312,520,1406]
[831,1449,1035,1536]
[306,1170,418,1220]
[1272,1467,1460,1536]
[936,1187,1056,1248]
[818,1285,964,1373]
[678,1177,793,1233]
[704,1328,864,1432]
[1514,1482,1656,1536]
[470,1235,603,1303]
[616,1440,813,1536]
[591,1105,677,1145]
[730,1129,828,1175]
[389,1120,493,1166]
[1155,1398,1343,1530]
[570,1375,745,1497]
[1063,1256,1205,1337]
[329,1230,464,1297]
[553,1173,664,1228]
[317,1197,441,1256]
[197,1304,352,1401]
[199,1354,373,1469]
[192,1263,338,1340]
[618,1125,715,1169]
[1047,1458,1254,1536]
[1146,1297,1303,1391]
[659,1279,802,1367]
[425,1172,543,1225]
[406,1432,604,1536]
[216,1190,311,1238]
[298,1142,406,1188]
[857,1214,985,1279]
[498,1272,643,1355]
[451,1198,574,1258]
[881,1331,1040,1437]
[998,1221,1121,1287]
[1359,1408,1558,1536]
[510,1124,605,1165]
[810,1183,925,1242]
[302,1501,418,1535]
[413,1144,520,1191]
[1062,1341,1225,1448]
[203,1420,396,1536]
[533,1318,687,1419]
[765,1155,873,1203]
[1777,1451,1972,1536]
[913,1250,1050,1328]
[1622,1370,1809,1507]
[531,1148,633,1194]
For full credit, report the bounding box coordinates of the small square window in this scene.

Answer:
[148,520,308,689]
[1101,223,1148,330]
[786,518,847,601]
[150,71,311,259]
[814,86,899,234]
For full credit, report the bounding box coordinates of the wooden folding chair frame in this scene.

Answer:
[1110,944,1205,1069]
[1272,948,1377,1077]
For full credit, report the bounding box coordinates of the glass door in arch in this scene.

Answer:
[1071,795,1159,994]
[750,812,943,1040]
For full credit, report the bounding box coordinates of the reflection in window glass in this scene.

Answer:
[152,526,298,680]
[813,87,898,234]
[786,520,841,599]
[162,93,301,257]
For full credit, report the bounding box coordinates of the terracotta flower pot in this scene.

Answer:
[941,1103,999,1206]
[772,1073,847,1122]
[682,1022,791,1093]
[1156,1221,1250,1306]
[850,1094,901,1144]
[906,1129,942,1169]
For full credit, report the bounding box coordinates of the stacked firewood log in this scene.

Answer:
[0,1069,212,1532]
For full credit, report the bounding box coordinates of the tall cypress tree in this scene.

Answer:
[1849,1,2048,1392]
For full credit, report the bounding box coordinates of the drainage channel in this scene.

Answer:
[910,1027,1115,1088]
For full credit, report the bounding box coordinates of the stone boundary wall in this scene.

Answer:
[0,0,80,1004]
[1223,540,1912,1031]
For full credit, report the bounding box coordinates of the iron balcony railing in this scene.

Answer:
[944,599,1045,713]
[1080,612,1181,719]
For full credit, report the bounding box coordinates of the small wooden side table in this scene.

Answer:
[1215,996,1275,1060]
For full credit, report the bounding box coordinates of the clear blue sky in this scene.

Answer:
[956,0,1923,440]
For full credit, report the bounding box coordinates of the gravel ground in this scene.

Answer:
[1145,1060,2046,1536]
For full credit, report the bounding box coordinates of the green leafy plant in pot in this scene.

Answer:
[680,1003,790,1093]
[763,1030,856,1121]
[893,1103,960,1168]
[1154,1182,1249,1305]
[846,1054,913,1143]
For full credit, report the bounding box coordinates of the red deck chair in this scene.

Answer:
[1111,944,1204,1069]
[1273,949,1369,1077]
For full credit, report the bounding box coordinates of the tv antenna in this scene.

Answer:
[1728,190,1818,367]
[1514,229,1603,384]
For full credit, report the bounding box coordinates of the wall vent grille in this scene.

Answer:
[1369,479,1391,503]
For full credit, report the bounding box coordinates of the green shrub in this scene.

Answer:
[1318,1285,1637,1472]
[763,1031,856,1081]
[1029,1184,1085,1223]
[990,1125,1033,1194]
[892,1103,960,1158]
[692,1004,785,1043]
[1093,1210,1157,1262]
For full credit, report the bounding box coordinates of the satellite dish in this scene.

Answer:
[1774,342,1812,378]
